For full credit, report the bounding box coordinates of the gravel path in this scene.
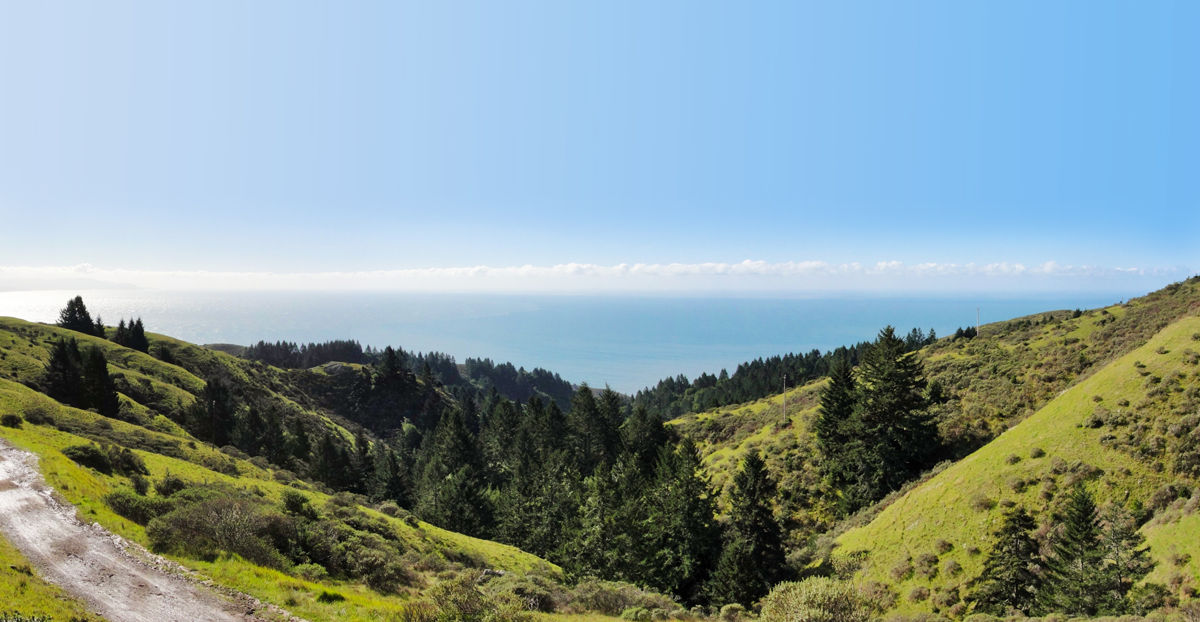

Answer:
[0,438,282,622]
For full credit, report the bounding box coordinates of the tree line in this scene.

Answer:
[633,327,938,419]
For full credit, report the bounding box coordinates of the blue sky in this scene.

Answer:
[0,1,1196,293]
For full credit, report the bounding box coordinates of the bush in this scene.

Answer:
[759,578,872,622]
[0,414,22,428]
[622,607,651,621]
[293,562,329,582]
[62,444,112,474]
[130,473,150,495]
[569,580,675,616]
[718,604,745,621]
[21,405,53,426]
[105,489,175,525]
[146,494,290,568]
[154,472,189,497]
[1030,447,1046,458]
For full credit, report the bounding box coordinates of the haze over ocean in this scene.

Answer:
[0,289,1141,393]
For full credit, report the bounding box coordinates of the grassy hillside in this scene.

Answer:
[0,375,558,621]
[670,278,1200,550]
[0,315,648,621]
[836,314,1200,615]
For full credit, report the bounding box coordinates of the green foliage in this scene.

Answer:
[759,577,872,622]
[1040,484,1112,615]
[705,452,786,606]
[56,295,101,336]
[0,414,21,428]
[104,488,175,524]
[61,444,113,474]
[414,407,492,538]
[969,507,1042,615]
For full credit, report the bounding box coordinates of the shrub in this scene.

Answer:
[130,473,150,495]
[293,563,328,582]
[154,472,189,497]
[146,495,289,568]
[718,604,745,621]
[1030,447,1046,458]
[622,607,651,621]
[0,414,22,428]
[282,490,318,519]
[316,590,345,603]
[569,580,674,616]
[914,553,939,579]
[105,489,175,525]
[62,444,112,474]
[909,586,930,602]
[970,494,995,512]
[759,578,872,622]
[400,602,439,622]
[107,445,148,477]
[934,540,953,554]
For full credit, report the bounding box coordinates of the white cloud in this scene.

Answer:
[0,261,1189,294]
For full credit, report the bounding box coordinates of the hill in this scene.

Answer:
[0,315,672,621]
[669,278,1200,550]
[836,312,1200,615]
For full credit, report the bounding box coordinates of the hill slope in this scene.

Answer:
[835,313,1200,614]
[670,278,1200,551]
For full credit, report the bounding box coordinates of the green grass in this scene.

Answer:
[835,315,1200,614]
[0,534,103,621]
[0,375,560,621]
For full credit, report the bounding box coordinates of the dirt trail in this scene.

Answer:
[0,438,279,622]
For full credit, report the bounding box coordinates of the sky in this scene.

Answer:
[0,1,1196,294]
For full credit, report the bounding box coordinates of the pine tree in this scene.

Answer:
[81,347,120,417]
[57,296,96,335]
[1100,504,1155,610]
[1042,484,1113,615]
[623,405,670,477]
[971,507,1043,615]
[706,452,787,606]
[192,377,236,447]
[44,337,85,407]
[844,326,937,511]
[414,407,492,537]
[636,439,720,603]
[567,385,621,475]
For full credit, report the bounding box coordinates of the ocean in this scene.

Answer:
[0,289,1137,394]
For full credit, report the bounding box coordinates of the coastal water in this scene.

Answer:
[0,289,1137,393]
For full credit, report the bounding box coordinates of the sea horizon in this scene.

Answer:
[0,288,1146,394]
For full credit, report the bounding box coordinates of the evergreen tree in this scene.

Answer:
[414,407,492,538]
[192,377,237,447]
[567,385,621,475]
[57,296,97,335]
[81,347,120,418]
[260,409,288,465]
[565,457,644,581]
[623,405,670,477]
[43,337,85,407]
[1100,504,1155,609]
[1041,484,1113,615]
[635,439,720,603]
[843,326,937,511]
[971,507,1043,615]
[706,452,787,606]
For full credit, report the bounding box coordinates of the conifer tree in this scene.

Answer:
[44,337,85,407]
[81,347,120,418]
[706,452,787,606]
[57,296,96,335]
[193,377,236,447]
[636,439,720,603]
[623,405,670,477]
[1041,484,1113,615]
[971,507,1043,615]
[414,407,491,537]
[1100,504,1155,609]
[843,326,937,511]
